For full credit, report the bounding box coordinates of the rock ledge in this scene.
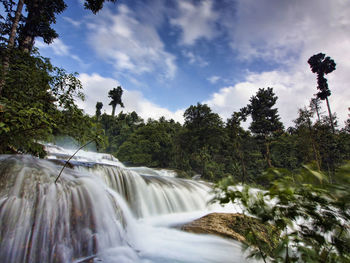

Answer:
[181,212,279,254]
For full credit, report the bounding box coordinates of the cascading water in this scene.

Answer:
[0,145,252,263]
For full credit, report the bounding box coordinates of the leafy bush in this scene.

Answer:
[216,164,350,262]
[0,48,97,155]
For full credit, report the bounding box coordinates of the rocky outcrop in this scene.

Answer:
[182,213,246,242]
[181,212,279,254]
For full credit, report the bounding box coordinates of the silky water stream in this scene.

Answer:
[0,145,252,263]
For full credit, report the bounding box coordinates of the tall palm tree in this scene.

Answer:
[308,53,336,133]
[108,86,124,117]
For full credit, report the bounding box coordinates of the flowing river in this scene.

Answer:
[0,145,251,263]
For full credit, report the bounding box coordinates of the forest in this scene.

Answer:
[95,85,350,185]
[1,1,350,262]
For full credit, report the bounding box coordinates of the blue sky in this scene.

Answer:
[36,0,350,127]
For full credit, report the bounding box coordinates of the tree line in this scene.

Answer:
[94,76,350,185]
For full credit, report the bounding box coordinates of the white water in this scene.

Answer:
[0,145,251,263]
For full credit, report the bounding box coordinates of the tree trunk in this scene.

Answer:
[21,35,35,53]
[311,140,321,171]
[0,0,25,96]
[19,0,40,53]
[111,105,116,117]
[307,117,321,170]
[325,97,335,134]
[238,149,247,183]
[265,140,272,168]
[325,98,336,183]
[312,98,321,122]
[315,106,320,122]
[327,162,332,184]
[8,0,24,48]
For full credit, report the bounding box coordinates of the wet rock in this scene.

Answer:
[181,212,279,254]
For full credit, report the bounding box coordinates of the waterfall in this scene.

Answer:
[0,145,251,263]
[78,164,211,218]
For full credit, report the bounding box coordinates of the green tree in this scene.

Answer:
[182,103,225,179]
[0,50,93,155]
[309,97,322,122]
[345,107,350,133]
[225,112,249,182]
[99,111,144,154]
[241,87,284,168]
[337,128,350,162]
[308,53,336,133]
[2,0,117,53]
[293,107,321,170]
[0,0,120,155]
[108,86,124,117]
[270,132,299,171]
[313,118,339,181]
[183,103,224,150]
[83,0,117,14]
[0,0,119,95]
[95,101,103,119]
[117,118,180,167]
[18,0,67,53]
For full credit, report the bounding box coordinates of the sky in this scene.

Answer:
[36,0,350,128]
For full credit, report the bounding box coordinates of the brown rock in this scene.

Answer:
[181,212,279,255]
[181,213,247,242]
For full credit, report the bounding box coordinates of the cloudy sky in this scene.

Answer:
[36,0,350,128]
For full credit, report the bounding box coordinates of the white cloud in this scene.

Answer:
[51,39,70,56]
[35,39,86,67]
[63,16,81,27]
[207,0,350,127]
[182,50,209,67]
[226,0,350,62]
[78,73,185,123]
[86,5,177,79]
[207,75,221,84]
[36,39,69,56]
[205,64,349,128]
[205,70,311,126]
[170,0,219,45]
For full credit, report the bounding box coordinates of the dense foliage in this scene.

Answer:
[216,164,350,262]
[0,0,116,155]
[93,88,350,185]
[0,47,99,156]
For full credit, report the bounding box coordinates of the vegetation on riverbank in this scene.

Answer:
[216,165,350,262]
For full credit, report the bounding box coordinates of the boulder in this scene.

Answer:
[181,212,279,255]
